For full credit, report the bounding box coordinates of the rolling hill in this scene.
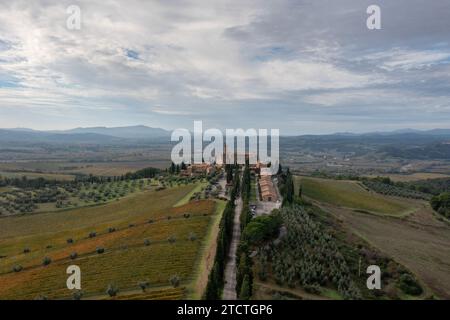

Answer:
[59,125,170,139]
[0,126,171,146]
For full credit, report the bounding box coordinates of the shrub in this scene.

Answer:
[148,219,154,224]
[89,232,96,238]
[169,275,181,288]
[70,252,78,260]
[242,214,282,245]
[72,290,83,300]
[13,265,23,272]
[239,275,251,300]
[430,193,450,219]
[304,284,321,295]
[188,232,197,241]
[398,274,423,296]
[96,247,105,254]
[23,247,30,254]
[168,235,176,244]
[144,239,151,246]
[106,284,119,297]
[272,292,288,300]
[66,238,74,244]
[108,227,116,233]
[138,281,150,292]
[42,256,52,266]
[128,224,135,228]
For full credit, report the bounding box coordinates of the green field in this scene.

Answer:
[0,184,224,300]
[295,176,414,216]
[0,178,164,216]
[364,172,450,182]
[174,181,208,207]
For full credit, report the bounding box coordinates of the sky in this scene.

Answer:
[0,0,450,135]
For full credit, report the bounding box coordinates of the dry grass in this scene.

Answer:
[0,160,169,177]
[320,203,450,299]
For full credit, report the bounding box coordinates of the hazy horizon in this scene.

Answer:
[2,124,450,137]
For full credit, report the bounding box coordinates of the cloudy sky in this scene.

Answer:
[0,0,449,134]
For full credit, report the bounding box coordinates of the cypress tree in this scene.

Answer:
[204,262,220,300]
[285,169,295,204]
[239,275,251,300]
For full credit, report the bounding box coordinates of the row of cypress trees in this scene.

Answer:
[203,167,240,299]
[235,164,253,299]
[240,165,253,229]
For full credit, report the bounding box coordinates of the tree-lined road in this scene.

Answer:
[222,195,242,299]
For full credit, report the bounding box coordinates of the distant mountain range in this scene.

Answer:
[0,126,449,145]
[328,128,450,137]
[282,128,450,160]
[0,126,170,145]
[51,125,170,139]
[1,126,449,159]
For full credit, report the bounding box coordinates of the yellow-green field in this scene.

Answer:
[295,176,414,216]
[364,172,450,182]
[174,181,208,207]
[0,184,224,300]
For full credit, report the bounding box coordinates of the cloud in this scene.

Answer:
[259,60,376,91]
[361,48,450,71]
[151,106,191,116]
[0,0,449,133]
[303,89,450,110]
